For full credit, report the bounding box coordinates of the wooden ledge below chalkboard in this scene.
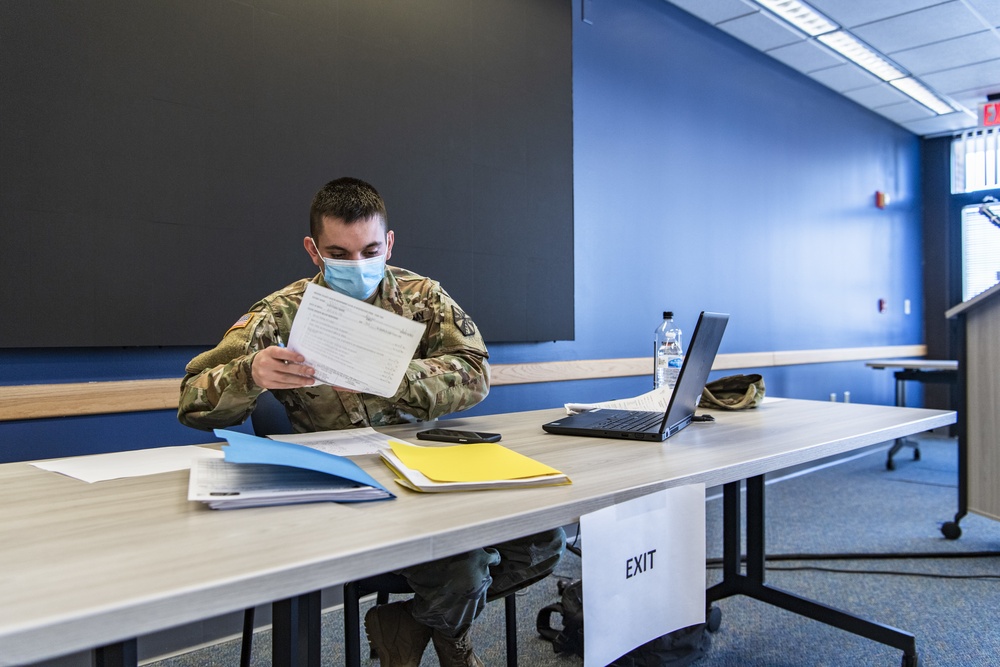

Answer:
[0,344,926,421]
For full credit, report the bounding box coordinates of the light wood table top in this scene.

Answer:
[0,398,954,666]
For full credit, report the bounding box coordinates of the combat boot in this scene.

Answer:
[431,627,485,667]
[364,600,432,667]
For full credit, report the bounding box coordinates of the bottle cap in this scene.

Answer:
[663,311,673,319]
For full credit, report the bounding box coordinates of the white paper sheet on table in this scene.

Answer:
[566,388,786,415]
[565,385,673,415]
[287,282,425,397]
[580,484,706,667]
[31,445,223,483]
[268,426,394,456]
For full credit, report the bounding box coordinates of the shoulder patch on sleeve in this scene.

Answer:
[452,305,476,337]
[225,313,256,336]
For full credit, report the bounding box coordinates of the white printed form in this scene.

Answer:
[287,282,426,397]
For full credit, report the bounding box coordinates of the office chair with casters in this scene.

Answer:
[343,572,526,667]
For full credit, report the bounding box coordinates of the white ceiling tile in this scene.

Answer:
[663,0,758,25]
[808,63,883,92]
[900,110,980,136]
[842,83,913,109]
[716,10,805,51]
[897,119,944,136]
[871,99,938,124]
[807,0,943,29]
[853,2,984,54]
[963,0,1000,28]
[766,39,845,73]
[891,31,1000,76]
[922,58,1000,96]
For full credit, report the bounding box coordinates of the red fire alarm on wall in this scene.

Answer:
[875,191,890,209]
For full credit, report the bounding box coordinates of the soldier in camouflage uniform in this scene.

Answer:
[178,177,564,667]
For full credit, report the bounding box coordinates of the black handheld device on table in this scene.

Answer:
[415,429,502,444]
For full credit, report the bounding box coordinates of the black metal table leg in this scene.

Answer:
[93,639,137,667]
[272,590,321,667]
[707,481,742,605]
[707,475,919,664]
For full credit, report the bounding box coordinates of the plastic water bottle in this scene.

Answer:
[653,311,684,390]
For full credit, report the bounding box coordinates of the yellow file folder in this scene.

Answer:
[381,440,570,492]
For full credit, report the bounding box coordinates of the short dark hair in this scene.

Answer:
[309,177,387,238]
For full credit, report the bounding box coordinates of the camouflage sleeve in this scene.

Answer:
[177,309,279,431]
[391,288,490,421]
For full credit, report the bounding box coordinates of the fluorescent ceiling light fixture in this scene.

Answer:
[890,77,955,115]
[750,1,958,117]
[755,0,836,36]
[817,31,906,81]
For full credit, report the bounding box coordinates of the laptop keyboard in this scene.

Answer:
[595,411,663,431]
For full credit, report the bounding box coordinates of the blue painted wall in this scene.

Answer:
[0,0,924,462]
[470,0,923,417]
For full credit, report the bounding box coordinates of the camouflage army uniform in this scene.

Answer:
[178,266,490,431]
[178,266,564,637]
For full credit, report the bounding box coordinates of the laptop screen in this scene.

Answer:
[655,311,729,435]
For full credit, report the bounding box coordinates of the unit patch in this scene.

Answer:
[452,306,476,337]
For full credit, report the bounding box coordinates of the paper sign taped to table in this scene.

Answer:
[580,484,706,667]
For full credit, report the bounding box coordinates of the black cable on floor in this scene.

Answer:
[758,565,1000,581]
[705,550,1000,582]
[565,522,582,557]
[706,550,1000,565]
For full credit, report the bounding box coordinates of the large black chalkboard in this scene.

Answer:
[0,0,573,346]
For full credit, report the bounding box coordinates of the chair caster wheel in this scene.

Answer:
[941,522,961,540]
[706,605,722,632]
[886,458,896,471]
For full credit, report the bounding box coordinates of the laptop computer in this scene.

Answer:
[542,311,729,442]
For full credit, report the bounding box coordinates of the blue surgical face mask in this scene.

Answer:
[317,253,386,300]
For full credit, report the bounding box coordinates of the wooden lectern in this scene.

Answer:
[944,281,1000,538]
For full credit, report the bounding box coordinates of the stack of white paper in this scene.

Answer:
[188,429,394,510]
[189,459,390,509]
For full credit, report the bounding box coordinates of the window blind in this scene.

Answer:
[961,201,1000,301]
[953,128,1000,194]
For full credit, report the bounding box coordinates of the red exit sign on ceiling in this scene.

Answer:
[981,101,1000,127]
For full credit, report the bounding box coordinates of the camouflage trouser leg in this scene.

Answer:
[398,527,566,638]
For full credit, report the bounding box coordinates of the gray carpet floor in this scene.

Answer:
[148,433,1000,667]
[701,433,1000,667]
